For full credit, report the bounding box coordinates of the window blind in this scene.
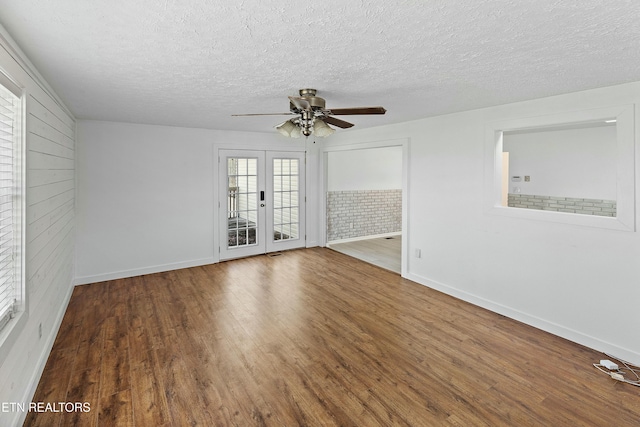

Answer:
[0,82,17,333]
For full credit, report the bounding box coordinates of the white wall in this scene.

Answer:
[75,120,316,284]
[327,146,402,191]
[323,81,640,365]
[0,29,75,427]
[75,121,215,283]
[503,125,617,199]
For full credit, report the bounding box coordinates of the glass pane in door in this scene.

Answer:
[227,157,258,248]
[272,158,299,241]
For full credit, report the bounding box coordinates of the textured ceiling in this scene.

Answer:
[0,0,639,133]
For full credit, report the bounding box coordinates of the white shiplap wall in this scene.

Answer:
[0,28,75,427]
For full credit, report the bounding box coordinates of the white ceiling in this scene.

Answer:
[1,0,639,133]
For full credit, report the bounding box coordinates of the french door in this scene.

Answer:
[219,149,306,260]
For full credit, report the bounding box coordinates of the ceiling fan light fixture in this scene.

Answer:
[313,119,336,137]
[290,124,302,138]
[276,119,298,137]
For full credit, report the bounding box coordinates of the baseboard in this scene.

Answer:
[405,271,640,366]
[13,281,74,427]
[73,257,215,285]
[327,232,401,246]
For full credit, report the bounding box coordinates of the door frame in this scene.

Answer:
[213,141,308,263]
[320,138,410,277]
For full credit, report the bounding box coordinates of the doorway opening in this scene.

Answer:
[324,145,404,274]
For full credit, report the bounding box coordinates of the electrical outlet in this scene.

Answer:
[38,323,42,339]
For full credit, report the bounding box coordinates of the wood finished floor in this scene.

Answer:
[25,248,639,426]
[329,236,401,274]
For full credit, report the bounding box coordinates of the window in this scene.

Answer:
[0,72,23,341]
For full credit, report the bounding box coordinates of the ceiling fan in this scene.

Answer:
[232,89,386,138]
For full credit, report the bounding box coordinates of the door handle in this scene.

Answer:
[260,191,265,201]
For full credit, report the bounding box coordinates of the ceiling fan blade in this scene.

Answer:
[288,96,311,111]
[323,116,354,129]
[232,113,295,116]
[327,107,386,115]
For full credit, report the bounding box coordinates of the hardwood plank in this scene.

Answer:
[22,347,76,427]
[99,315,131,398]
[98,389,133,427]
[98,280,131,400]
[127,275,172,426]
[26,248,640,426]
[58,366,100,427]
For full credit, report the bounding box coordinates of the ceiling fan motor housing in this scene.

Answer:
[290,88,326,111]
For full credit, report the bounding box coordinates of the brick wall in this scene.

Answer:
[327,189,402,241]
[507,193,616,217]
